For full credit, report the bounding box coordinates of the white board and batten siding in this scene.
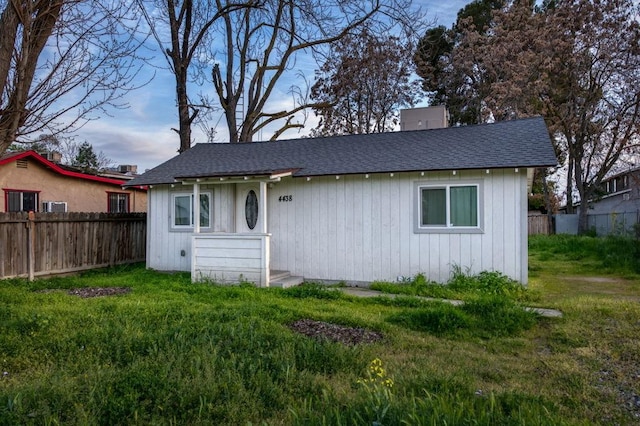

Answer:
[268,169,529,284]
[146,168,529,285]
[146,184,234,272]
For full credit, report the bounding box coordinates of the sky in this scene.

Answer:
[74,0,471,173]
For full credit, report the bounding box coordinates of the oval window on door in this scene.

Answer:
[245,190,258,230]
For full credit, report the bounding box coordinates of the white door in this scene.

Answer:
[235,183,261,233]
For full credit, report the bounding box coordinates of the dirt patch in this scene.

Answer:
[565,276,627,284]
[67,287,131,298]
[288,319,384,346]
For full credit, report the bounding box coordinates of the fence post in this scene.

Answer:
[28,211,35,281]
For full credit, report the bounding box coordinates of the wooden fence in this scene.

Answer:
[0,212,146,279]
[528,214,551,235]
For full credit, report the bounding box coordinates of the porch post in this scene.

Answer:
[259,181,268,233]
[193,182,200,234]
[259,180,269,286]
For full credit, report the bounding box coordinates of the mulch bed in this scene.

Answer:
[67,287,131,298]
[288,318,384,346]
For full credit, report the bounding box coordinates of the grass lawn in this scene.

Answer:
[1,234,639,425]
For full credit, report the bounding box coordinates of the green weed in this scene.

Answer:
[386,296,537,339]
[0,256,638,424]
[387,302,473,337]
[529,234,640,275]
[280,283,342,300]
[372,268,537,302]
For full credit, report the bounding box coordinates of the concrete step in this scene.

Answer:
[270,275,304,288]
[270,270,291,282]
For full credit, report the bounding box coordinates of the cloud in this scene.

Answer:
[413,0,468,26]
[78,119,179,172]
[71,0,469,172]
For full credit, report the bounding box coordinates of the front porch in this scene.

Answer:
[185,173,302,287]
[191,233,302,287]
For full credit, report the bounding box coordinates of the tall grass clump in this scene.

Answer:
[448,267,531,300]
[371,268,536,302]
[290,359,564,425]
[386,295,537,339]
[597,235,640,273]
[280,283,342,300]
[529,234,640,274]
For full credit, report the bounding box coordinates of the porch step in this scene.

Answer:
[270,270,304,288]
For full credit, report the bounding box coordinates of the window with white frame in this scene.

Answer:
[415,182,481,232]
[5,190,39,212]
[171,192,211,229]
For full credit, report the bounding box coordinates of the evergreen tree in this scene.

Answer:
[72,142,100,173]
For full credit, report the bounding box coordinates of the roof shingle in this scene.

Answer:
[126,117,557,187]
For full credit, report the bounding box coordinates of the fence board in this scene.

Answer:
[0,212,146,279]
[528,214,551,235]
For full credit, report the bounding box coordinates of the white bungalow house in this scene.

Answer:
[125,117,557,286]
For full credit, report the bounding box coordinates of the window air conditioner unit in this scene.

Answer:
[42,201,68,212]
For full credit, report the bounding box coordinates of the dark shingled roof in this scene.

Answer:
[125,116,557,187]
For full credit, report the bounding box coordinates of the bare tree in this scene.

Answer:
[136,0,253,153]
[310,27,422,136]
[210,0,422,143]
[137,0,421,149]
[0,0,147,157]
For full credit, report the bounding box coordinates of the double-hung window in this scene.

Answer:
[415,182,481,233]
[171,192,211,229]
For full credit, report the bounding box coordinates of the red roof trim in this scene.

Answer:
[0,150,127,186]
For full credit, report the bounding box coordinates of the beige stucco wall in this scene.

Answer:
[0,159,147,212]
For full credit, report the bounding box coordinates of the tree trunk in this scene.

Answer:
[176,70,192,153]
[565,158,574,214]
[574,160,591,234]
[0,3,20,104]
[542,171,554,234]
[577,200,590,234]
[0,0,62,154]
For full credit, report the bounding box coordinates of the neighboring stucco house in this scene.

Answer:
[0,150,147,213]
[125,117,557,286]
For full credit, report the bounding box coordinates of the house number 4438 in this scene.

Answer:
[278,195,293,202]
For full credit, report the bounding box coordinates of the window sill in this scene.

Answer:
[170,226,213,233]
[413,227,484,234]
